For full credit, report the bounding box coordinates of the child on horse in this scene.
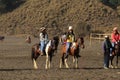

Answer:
[103,36,112,69]
[65,26,75,58]
[39,27,48,56]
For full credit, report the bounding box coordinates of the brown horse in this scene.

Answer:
[110,40,120,68]
[31,36,59,69]
[59,37,85,68]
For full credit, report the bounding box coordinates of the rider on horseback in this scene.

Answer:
[39,27,48,56]
[111,27,120,50]
[65,26,75,58]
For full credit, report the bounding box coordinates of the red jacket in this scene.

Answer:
[111,33,120,42]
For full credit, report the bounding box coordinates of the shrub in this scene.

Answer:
[100,0,120,9]
[0,0,25,14]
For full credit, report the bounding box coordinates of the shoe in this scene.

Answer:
[104,67,109,69]
[109,65,114,68]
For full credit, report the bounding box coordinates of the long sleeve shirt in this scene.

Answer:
[66,32,75,43]
[103,39,112,53]
[111,33,120,43]
[39,32,48,42]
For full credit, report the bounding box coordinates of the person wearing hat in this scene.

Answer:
[103,36,112,69]
[111,27,120,48]
[65,26,75,58]
[39,27,48,56]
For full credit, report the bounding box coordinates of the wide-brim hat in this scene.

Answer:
[40,27,46,31]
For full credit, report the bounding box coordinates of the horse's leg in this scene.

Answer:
[115,55,118,68]
[75,57,78,68]
[109,55,114,68]
[33,58,38,69]
[60,54,65,68]
[73,56,75,63]
[73,56,76,68]
[31,49,39,69]
[65,58,69,68]
[48,54,52,69]
[45,53,49,69]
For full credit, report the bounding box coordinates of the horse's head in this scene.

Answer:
[47,36,59,51]
[52,36,59,50]
[71,42,79,50]
[76,36,85,49]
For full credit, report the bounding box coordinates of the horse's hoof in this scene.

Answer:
[34,67,38,69]
[66,67,69,68]
[109,65,114,68]
[75,67,79,69]
[115,66,118,69]
[45,67,48,69]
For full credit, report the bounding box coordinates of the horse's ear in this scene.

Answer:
[75,39,77,42]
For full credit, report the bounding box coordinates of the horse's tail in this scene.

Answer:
[31,47,35,60]
[62,54,65,65]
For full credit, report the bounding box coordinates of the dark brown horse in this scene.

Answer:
[110,40,120,68]
[59,37,85,68]
[31,36,59,69]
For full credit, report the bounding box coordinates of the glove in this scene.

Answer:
[110,54,112,56]
[115,42,117,44]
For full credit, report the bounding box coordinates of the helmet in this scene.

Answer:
[68,26,73,30]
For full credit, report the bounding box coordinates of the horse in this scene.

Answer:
[110,40,120,68]
[0,36,5,41]
[31,36,59,69]
[59,37,85,68]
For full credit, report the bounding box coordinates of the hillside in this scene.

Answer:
[0,0,120,37]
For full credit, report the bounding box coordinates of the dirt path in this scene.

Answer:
[0,36,119,80]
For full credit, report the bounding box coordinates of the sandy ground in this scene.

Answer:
[0,36,120,80]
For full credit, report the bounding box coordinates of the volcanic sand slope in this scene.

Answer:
[0,0,120,36]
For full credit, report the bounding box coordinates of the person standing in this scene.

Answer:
[103,36,112,69]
